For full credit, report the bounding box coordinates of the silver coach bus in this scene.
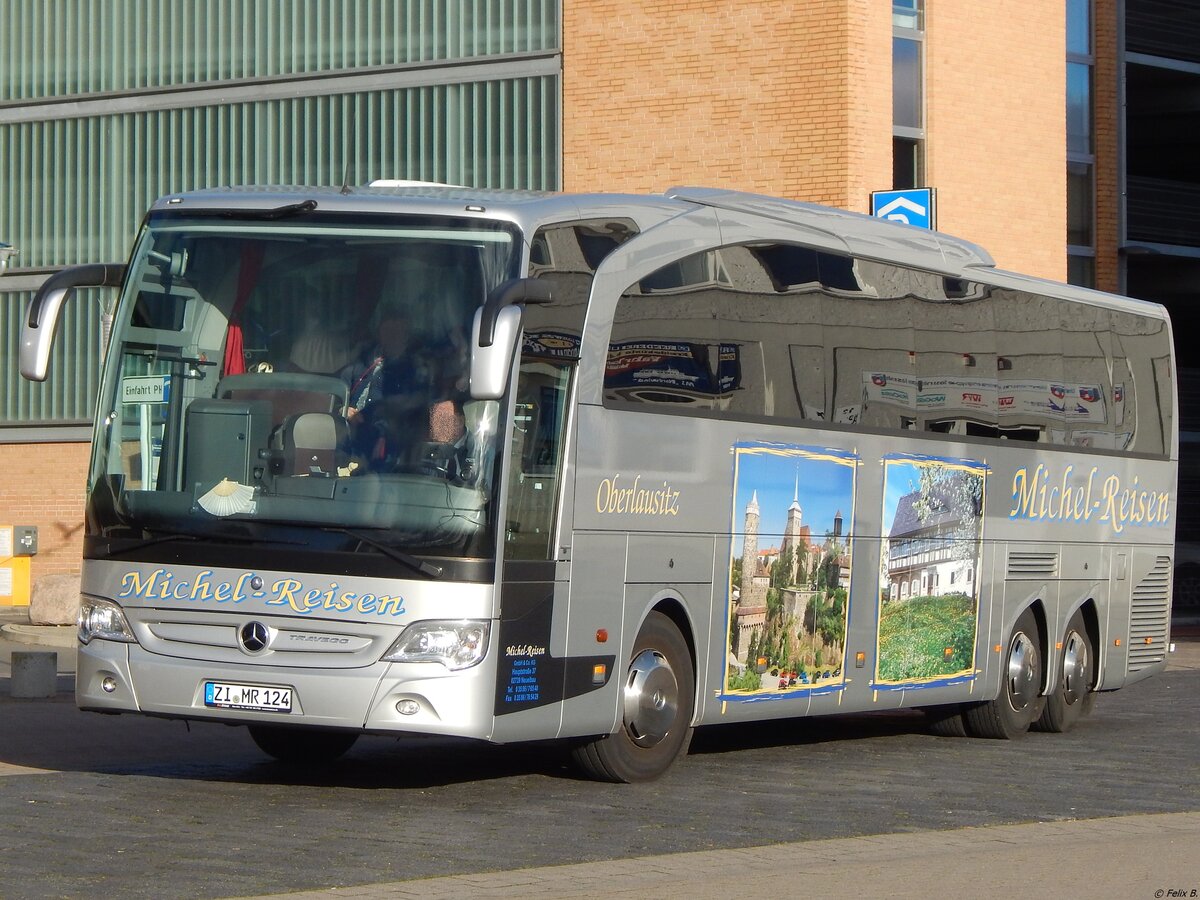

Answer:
[21,185,1176,782]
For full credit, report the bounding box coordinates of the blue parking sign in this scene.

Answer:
[870,188,936,229]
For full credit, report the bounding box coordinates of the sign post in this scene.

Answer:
[870,187,936,230]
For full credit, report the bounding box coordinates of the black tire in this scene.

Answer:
[963,608,1044,739]
[571,611,695,783]
[248,725,359,764]
[924,704,968,737]
[1033,610,1096,733]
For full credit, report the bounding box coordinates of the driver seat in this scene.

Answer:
[274,412,349,476]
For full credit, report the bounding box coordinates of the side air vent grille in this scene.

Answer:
[1006,549,1059,579]
[1128,556,1171,672]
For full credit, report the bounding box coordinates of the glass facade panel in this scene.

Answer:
[1067,0,1092,56]
[1,77,559,426]
[893,136,921,189]
[893,0,923,31]
[893,37,922,130]
[1068,161,1094,247]
[1,0,560,101]
[1066,0,1095,289]
[1067,62,1092,155]
[2,80,559,271]
[1,288,107,424]
[1067,254,1095,288]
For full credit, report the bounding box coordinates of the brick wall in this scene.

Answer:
[0,442,89,578]
[1093,0,1119,293]
[564,1,1065,280]
[562,0,891,212]
[925,3,1066,280]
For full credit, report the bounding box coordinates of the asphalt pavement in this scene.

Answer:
[228,811,1200,899]
[3,605,1198,900]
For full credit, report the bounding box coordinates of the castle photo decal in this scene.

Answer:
[876,454,986,687]
[724,443,857,699]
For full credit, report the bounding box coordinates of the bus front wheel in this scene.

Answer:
[964,608,1045,739]
[1033,610,1096,733]
[571,611,695,783]
[248,725,359,764]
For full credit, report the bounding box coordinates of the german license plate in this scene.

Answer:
[204,681,292,713]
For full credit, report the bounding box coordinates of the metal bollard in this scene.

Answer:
[10,650,58,699]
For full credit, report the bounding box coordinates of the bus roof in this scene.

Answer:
[151,184,990,267]
[148,183,1167,321]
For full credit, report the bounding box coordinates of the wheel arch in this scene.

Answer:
[1009,598,1050,696]
[646,592,698,686]
[1063,597,1101,690]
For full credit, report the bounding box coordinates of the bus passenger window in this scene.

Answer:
[605,250,723,412]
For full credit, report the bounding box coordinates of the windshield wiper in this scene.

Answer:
[328,528,444,579]
[93,533,199,558]
[96,529,305,558]
[227,199,318,220]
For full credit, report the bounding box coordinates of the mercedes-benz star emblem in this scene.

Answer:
[240,621,270,653]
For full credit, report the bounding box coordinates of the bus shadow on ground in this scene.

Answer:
[173,714,934,789]
[0,687,942,790]
[688,709,928,756]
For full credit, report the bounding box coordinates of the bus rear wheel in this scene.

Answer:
[571,611,694,783]
[1033,610,1096,733]
[248,725,359,764]
[963,609,1044,739]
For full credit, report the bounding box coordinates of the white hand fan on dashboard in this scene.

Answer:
[197,479,256,516]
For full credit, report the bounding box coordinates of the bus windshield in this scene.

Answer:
[87,211,522,562]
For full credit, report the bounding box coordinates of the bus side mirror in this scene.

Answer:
[21,263,125,381]
[470,305,522,400]
[469,278,552,400]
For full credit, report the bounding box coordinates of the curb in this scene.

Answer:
[0,623,78,650]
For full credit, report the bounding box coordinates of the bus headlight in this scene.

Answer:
[78,597,136,645]
[382,620,490,670]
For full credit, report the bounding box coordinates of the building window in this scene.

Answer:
[1067,62,1093,156]
[1068,160,1095,246]
[893,1,925,190]
[1067,0,1095,287]
[1068,255,1096,286]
